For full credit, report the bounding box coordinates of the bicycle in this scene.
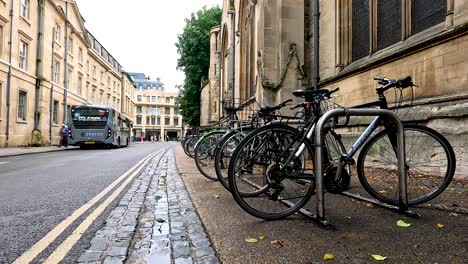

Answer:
[228,76,455,220]
[227,88,347,219]
[213,99,297,190]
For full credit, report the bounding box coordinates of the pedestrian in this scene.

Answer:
[151,135,154,143]
[58,124,69,147]
[140,134,144,142]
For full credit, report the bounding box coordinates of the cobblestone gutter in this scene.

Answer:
[77,147,219,264]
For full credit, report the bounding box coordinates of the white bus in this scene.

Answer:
[68,105,131,148]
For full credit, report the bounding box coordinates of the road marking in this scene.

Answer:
[44,150,162,263]
[12,151,159,264]
[38,154,57,158]
[0,162,9,165]
[76,155,97,161]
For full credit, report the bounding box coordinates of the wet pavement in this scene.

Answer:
[78,145,219,264]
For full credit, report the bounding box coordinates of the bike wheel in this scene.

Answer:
[357,124,456,206]
[214,130,245,191]
[186,136,198,158]
[195,131,226,181]
[228,124,315,220]
[323,129,351,193]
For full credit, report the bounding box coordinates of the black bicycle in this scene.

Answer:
[228,76,455,220]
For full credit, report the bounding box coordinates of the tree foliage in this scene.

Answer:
[176,6,222,127]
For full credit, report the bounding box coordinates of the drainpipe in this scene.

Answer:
[4,0,14,147]
[63,1,69,124]
[49,32,55,143]
[34,0,45,136]
[313,0,320,90]
[215,31,222,121]
[228,7,236,101]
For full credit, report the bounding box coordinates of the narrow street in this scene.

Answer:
[0,143,172,263]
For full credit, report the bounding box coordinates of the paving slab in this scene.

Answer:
[174,145,468,264]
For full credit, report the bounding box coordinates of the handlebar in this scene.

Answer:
[375,76,416,92]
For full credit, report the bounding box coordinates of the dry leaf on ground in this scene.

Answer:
[323,253,334,260]
[396,220,411,227]
[213,194,219,199]
[244,238,258,243]
[271,240,284,247]
[436,223,445,228]
[371,254,387,261]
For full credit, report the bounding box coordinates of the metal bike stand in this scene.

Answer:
[313,108,419,226]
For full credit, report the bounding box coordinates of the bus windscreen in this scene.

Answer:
[72,108,109,122]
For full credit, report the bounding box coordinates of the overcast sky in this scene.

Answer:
[76,0,221,92]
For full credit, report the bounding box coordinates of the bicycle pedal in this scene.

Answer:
[340,155,355,165]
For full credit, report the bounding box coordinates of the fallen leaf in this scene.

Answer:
[389,186,394,189]
[155,218,166,223]
[378,190,387,194]
[323,253,334,260]
[345,216,352,219]
[244,238,258,243]
[449,212,459,217]
[366,203,375,208]
[372,254,387,261]
[212,185,221,189]
[258,234,265,240]
[396,220,411,227]
[436,223,445,228]
[213,194,220,199]
[271,240,284,247]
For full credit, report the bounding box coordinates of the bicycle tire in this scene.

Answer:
[195,131,226,181]
[186,136,198,158]
[357,124,456,206]
[214,130,245,190]
[228,124,316,220]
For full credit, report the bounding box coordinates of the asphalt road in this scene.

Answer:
[0,142,175,263]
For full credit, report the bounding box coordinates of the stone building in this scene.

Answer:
[200,26,222,127]
[129,73,183,141]
[0,0,135,147]
[204,0,468,178]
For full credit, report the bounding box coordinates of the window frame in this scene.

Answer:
[337,0,449,69]
[52,60,60,83]
[0,25,4,59]
[19,40,28,70]
[18,90,27,121]
[78,74,83,95]
[54,23,61,43]
[78,47,83,63]
[20,0,30,19]
[53,100,59,124]
[0,82,3,118]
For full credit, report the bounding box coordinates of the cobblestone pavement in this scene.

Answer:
[77,146,219,264]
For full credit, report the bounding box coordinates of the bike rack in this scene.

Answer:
[313,108,420,226]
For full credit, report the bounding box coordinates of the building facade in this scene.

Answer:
[129,72,183,141]
[0,0,135,147]
[203,0,468,178]
[200,26,222,127]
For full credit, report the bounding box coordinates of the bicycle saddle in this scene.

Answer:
[259,105,275,114]
[292,89,330,100]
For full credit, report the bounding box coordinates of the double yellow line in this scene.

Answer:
[14,150,162,264]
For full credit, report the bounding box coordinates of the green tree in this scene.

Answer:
[176,6,221,127]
